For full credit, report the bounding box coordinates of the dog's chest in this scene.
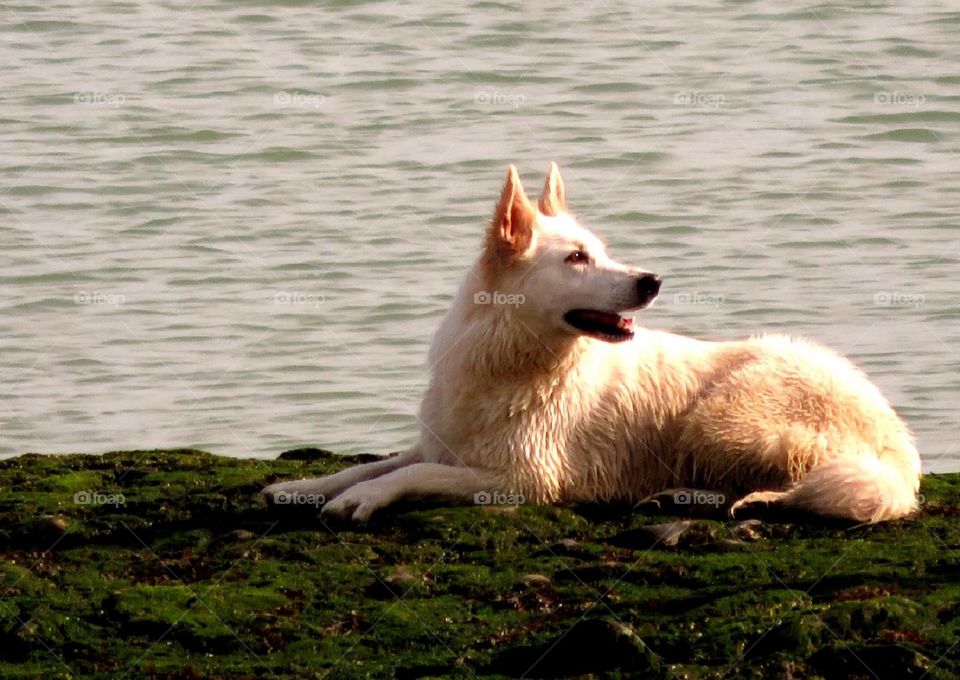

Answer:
[429,373,590,462]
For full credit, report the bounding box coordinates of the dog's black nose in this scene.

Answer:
[637,273,662,299]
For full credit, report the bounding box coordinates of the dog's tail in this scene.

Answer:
[780,448,921,522]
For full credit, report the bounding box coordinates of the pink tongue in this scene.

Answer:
[580,310,623,326]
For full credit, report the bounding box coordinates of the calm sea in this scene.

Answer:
[1,1,957,471]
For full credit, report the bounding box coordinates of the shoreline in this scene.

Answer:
[5,447,957,475]
[1,448,957,678]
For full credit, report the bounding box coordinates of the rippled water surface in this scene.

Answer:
[2,1,958,469]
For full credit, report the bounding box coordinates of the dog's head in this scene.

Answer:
[479,163,660,343]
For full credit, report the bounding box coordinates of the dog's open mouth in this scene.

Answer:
[563,309,634,343]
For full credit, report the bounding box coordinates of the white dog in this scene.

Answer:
[263,164,921,524]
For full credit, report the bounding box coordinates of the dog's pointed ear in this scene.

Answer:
[538,162,566,216]
[490,165,534,253]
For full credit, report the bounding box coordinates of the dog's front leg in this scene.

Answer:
[320,463,500,523]
[261,446,421,505]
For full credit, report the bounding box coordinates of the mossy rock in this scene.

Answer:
[0,449,957,678]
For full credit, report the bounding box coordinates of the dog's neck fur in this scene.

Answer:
[432,264,587,382]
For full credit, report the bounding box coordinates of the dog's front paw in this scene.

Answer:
[260,481,286,504]
[260,482,284,504]
[261,479,332,507]
[320,482,388,523]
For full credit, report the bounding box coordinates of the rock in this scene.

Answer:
[520,573,551,586]
[226,529,255,541]
[810,643,935,679]
[17,514,70,545]
[42,515,69,533]
[481,504,518,514]
[611,519,741,550]
[386,566,418,586]
[486,618,658,677]
[366,566,420,599]
[644,520,693,548]
[276,447,335,461]
[734,518,764,541]
[277,448,398,463]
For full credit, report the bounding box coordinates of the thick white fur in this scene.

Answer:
[263,164,921,523]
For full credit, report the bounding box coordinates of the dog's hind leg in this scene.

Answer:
[320,463,500,523]
[730,455,919,522]
[261,446,422,505]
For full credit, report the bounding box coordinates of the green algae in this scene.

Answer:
[0,448,957,679]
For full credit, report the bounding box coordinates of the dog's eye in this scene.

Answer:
[565,250,590,265]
